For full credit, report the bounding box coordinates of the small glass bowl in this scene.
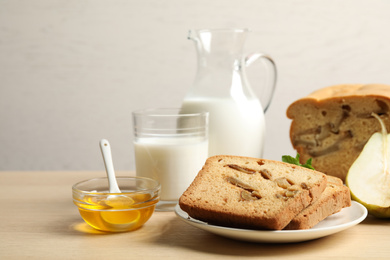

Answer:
[72,176,160,232]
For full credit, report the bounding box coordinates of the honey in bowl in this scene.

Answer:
[72,177,160,232]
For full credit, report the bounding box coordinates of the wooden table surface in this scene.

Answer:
[1,171,390,260]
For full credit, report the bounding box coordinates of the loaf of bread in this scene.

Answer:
[179,155,327,230]
[287,84,390,181]
[284,175,351,230]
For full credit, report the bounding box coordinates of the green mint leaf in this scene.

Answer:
[282,153,315,170]
[281,155,299,165]
[302,158,315,170]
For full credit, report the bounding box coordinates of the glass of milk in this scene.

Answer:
[132,108,208,211]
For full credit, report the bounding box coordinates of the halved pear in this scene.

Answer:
[346,113,390,218]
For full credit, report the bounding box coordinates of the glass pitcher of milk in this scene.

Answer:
[180,28,277,158]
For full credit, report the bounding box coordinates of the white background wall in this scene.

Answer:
[1,0,390,171]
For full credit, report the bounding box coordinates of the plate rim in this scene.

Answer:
[174,201,367,243]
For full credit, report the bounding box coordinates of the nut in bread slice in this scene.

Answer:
[179,155,327,230]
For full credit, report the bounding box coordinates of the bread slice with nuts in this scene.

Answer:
[287,83,390,181]
[179,155,327,230]
[284,175,351,230]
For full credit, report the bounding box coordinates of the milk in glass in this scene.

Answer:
[134,137,208,201]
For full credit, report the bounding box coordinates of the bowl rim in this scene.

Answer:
[72,176,161,195]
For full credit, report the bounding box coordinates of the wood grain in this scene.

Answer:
[1,171,390,259]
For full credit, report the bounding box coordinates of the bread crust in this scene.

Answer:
[287,84,390,181]
[179,155,327,230]
[284,176,351,230]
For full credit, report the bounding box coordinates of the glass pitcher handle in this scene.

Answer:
[244,53,277,112]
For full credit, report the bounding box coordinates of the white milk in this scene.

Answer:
[134,137,208,201]
[181,97,265,158]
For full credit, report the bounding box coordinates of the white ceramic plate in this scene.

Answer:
[175,201,367,243]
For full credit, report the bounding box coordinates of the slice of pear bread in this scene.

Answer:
[179,155,327,230]
[285,175,351,230]
[287,83,390,181]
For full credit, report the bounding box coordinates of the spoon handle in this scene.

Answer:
[99,139,121,193]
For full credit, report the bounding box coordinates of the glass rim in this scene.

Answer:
[189,28,250,34]
[132,108,208,118]
[72,176,161,195]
